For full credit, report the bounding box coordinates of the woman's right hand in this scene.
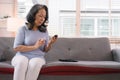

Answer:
[34,39,45,49]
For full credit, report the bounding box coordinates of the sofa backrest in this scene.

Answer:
[45,37,113,62]
[0,37,113,62]
[0,37,15,61]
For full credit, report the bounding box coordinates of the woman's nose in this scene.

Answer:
[40,17,45,21]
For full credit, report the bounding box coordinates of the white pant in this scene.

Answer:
[11,55,46,80]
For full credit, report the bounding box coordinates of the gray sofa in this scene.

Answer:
[0,37,120,80]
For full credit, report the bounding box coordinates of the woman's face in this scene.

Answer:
[34,8,46,26]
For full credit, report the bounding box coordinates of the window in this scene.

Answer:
[60,17,76,36]
[80,18,94,36]
[97,18,109,36]
[80,0,120,37]
[16,0,120,38]
[112,18,120,36]
[17,0,33,18]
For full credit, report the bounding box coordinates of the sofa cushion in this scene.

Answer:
[1,61,120,75]
[0,61,14,74]
[44,61,120,69]
[40,61,120,75]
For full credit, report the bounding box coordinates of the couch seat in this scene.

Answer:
[40,61,120,75]
[1,61,120,75]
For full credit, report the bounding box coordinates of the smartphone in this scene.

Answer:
[54,35,58,38]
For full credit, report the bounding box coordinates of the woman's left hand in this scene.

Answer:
[44,35,58,52]
[49,35,58,44]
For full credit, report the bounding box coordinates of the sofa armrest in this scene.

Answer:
[112,49,120,62]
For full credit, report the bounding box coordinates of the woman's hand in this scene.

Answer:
[44,35,58,52]
[14,39,46,52]
[34,39,45,49]
[49,35,58,44]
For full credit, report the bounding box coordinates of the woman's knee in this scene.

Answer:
[11,55,29,67]
[29,58,46,67]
